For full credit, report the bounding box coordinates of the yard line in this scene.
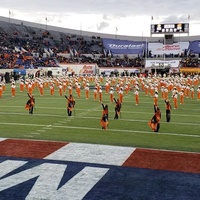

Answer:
[1,108,200,119]
[0,122,199,138]
[1,111,200,126]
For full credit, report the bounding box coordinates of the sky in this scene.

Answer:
[0,0,200,37]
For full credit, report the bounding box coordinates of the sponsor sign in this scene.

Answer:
[99,67,140,75]
[58,64,97,75]
[188,40,200,54]
[145,59,181,68]
[148,42,189,55]
[103,38,146,55]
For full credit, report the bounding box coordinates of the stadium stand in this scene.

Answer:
[1,16,200,79]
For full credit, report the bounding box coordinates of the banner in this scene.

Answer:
[145,59,181,68]
[103,39,146,55]
[188,40,200,54]
[148,42,189,55]
[99,67,140,75]
[180,68,200,73]
[58,64,97,75]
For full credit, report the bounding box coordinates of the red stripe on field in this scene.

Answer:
[0,139,68,159]
[123,148,200,174]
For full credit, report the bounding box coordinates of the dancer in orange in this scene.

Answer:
[65,94,75,116]
[165,99,171,122]
[100,103,109,129]
[25,93,35,114]
[114,98,122,119]
[148,106,161,132]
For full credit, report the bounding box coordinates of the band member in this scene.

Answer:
[118,87,124,103]
[109,87,114,103]
[197,86,200,100]
[25,93,35,114]
[93,86,98,101]
[173,91,178,109]
[49,83,55,96]
[190,85,195,99]
[114,98,122,119]
[65,94,75,116]
[148,106,161,132]
[77,83,81,98]
[165,99,171,122]
[153,91,158,107]
[20,79,25,92]
[99,86,103,102]
[58,82,63,96]
[85,83,89,99]
[179,89,184,104]
[0,83,3,98]
[100,103,108,129]
[134,88,139,105]
[11,82,16,97]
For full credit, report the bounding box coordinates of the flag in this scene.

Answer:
[9,10,11,15]
[151,16,153,20]
[188,15,190,20]
[116,27,118,32]
[45,17,47,21]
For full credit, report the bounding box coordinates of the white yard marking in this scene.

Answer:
[0,121,200,138]
[0,138,7,141]
[37,130,46,132]
[45,143,135,166]
[30,132,40,135]
[23,135,33,137]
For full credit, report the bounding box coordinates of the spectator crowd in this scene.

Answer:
[0,20,199,71]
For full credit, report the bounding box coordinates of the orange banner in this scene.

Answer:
[179,68,200,73]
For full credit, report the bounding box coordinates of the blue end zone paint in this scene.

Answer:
[0,157,199,200]
[86,167,200,200]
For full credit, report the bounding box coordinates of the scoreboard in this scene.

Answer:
[151,23,189,34]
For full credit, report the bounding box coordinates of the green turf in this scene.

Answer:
[0,83,200,153]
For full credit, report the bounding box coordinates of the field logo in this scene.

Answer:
[0,160,109,199]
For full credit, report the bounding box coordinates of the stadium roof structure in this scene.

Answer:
[1,16,200,43]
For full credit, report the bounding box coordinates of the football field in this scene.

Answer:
[0,82,200,199]
[0,82,200,153]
